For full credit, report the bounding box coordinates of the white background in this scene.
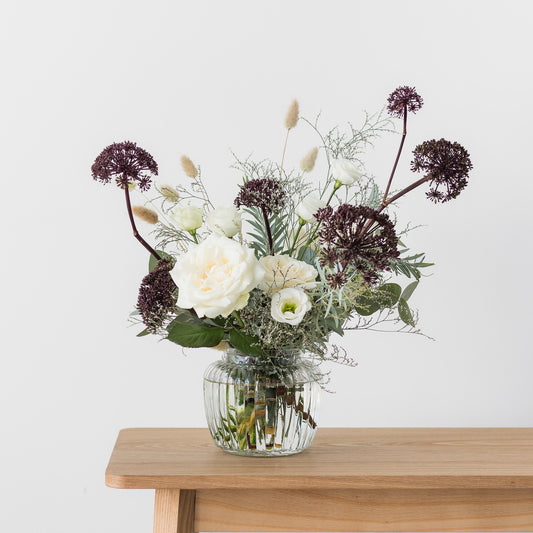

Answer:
[2,1,533,531]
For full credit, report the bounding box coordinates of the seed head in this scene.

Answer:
[132,205,159,225]
[387,86,424,118]
[300,147,318,173]
[180,155,198,179]
[285,99,299,130]
[160,185,180,202]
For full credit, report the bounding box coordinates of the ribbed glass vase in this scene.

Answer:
[203,349,320,456]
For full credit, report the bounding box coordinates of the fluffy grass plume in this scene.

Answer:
[160,184,180,201]
[285,99,299,130]
[132,205,159,224]
[180,155,198,179]
[300,147,318,172]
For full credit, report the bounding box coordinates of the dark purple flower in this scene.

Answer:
[137,259,176,332]
[234,178,285,215]
[91,141,158,191]
[411,138,473,203]
[315,205,399,286]
[387,86,423,118]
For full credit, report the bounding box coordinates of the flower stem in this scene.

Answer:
[382,104,408,207]
[377,175,431,213]
[233,310,245,328]
[279,129,290,180]
[261,206,274,255]
[124,185,161,261]
[289,220,305,257]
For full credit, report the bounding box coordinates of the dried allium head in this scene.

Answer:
[132,205,159,225]
[300,147,318,173]
[285,99,299,130]
[234,178,286,215]
[91,141,158,191]
[315,204,399,286]
[387,86,424,118]
[137,259,176,332]
[180,155,198,179]
[411,138,472,203]
[160,185,180,202]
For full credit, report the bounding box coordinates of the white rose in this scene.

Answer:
[258,255,318,294]
[171,205,203,232]
[295,193,326,223]
[205,206,242,238]
[172,235,264,318]
[271,287,312,326]
[331,158,363,185]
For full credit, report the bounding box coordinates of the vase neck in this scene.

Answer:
[224,348,301,367]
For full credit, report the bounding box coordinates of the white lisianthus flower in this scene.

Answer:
[205,205,242,238]
[331,158,363,185]
[170,205,203,232]
[295,193,326,223]
[258,255,318,294]
[271,287,312,326]
[172,235,264,318]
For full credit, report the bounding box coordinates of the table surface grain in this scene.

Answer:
[105,427,533,490]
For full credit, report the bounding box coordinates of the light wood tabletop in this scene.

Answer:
[105,428,533,532]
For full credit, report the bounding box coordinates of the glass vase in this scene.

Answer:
[203,348,320,456]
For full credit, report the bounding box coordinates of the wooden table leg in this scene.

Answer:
[154,489,196,533]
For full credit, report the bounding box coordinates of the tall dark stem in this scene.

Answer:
[124,185,161,260]
[382,104,408,206]
[261,206,274,255]
[378,175,431,212]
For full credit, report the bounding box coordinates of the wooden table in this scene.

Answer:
[105,428,533,532]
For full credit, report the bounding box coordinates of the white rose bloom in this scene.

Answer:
[258,255,318,294]
[331,158,363,185]
[271,287,312,326]
[172,235,264,318]
[295,193,326,223]
[205,206,242,238]
[171,205,203,232]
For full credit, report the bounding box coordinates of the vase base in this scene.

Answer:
[214,443,309,457]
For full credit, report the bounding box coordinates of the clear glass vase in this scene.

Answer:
[203,348,320,456]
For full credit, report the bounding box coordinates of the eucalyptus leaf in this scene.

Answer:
[398,297,416,327]
[401,281,419,302]
[136,328,151,337]
[377,283,401,307]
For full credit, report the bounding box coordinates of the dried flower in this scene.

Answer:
[137,259,176,332]
[212,340,231,351]
[285,99,299,130]
[315,204,399,286]
[387,86,424,118]
[132,205,159,225]
[180,155,198,179]
[411,138,472,203]
[300,147,318,172]
[91,141,158,191]
[160,185,180,202]
[234,178,285,215]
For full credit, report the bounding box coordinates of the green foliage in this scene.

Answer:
[167,313,225,348]
[398,297,416,327]
[389,249,433,280]
[229,329,263,356]
[149,250,175,272]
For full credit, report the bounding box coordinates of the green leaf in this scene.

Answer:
[167,321,225,348]
[149,250,174,273]
[354,291,381,316]
[300,246,317,267]
[398,297,416,327]
[136,328,151,337]
[401,281,419,302]
[377,283,401,307]
[229,329,263,356]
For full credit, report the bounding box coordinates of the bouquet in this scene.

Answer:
[91,86,472,454]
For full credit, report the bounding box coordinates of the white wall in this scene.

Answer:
[2,1,532,531]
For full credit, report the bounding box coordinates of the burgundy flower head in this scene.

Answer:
[137,259,176,332]
[315,204,399,287]
[411,138,472,203]
[234,178,285,214]
[91,141,158,191]
[387,86,423,118]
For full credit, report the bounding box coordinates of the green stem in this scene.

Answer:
[288,220,305,257]
[190,230,199,244]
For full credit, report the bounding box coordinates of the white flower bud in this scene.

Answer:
[205,206,242,238]
[331,158,363,185]
[295,193,326,223]
[170,205,203,232]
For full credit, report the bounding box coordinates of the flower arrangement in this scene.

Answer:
[91,86,472,380]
